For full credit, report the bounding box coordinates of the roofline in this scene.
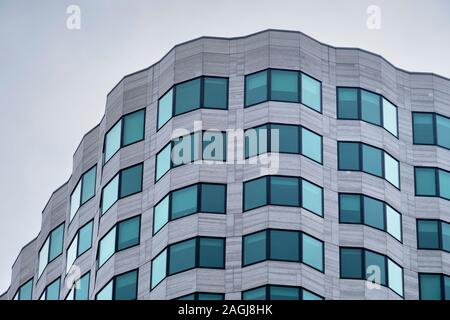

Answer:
[106,28,450,97]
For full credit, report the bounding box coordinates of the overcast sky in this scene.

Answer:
[0,0,449,294]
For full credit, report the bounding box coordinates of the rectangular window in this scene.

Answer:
[270,124,299,154]
[122,109,145,146]
[101,175,119,213]
[415,167,437,196]
[153,195,169,233]
[271,70,298,102]
[158,89,173,129]
[384,153,400,188]
[49,224,64,261]
[413,113,435,145]
[243,286,267,300]
[117,216,140,251]
[66,237,77,273]
[200,184,226,213]
[301,180,323,216]
[339,194,361,223]
[417,220,440,249]
[362,144,383,177]
[98,227,116,267]
[243,231,267,266]
[156,143,171,181]
[338,142,360,170]
[114,270,138,300]
[337,88,359,119]
[302,234,323,271]
[365,250,386,285]
[104,121,122,162]
[439,169,450,200]
[301,73,321,112]
[270,286,300,300]
[361,90,381,126]
[340,248,363,279]
[388,259,403,297]
[203,131,226,161]
[203,77,228,109]
[245,125,268,158]
[67,273,90,300]
[81,166,96,204]
[382,98,398,136]
[199,238,224,268]
[38,238,49,277]
[301,127,322,163]
[270,176,300,207]
[95,281,113,300]
[119,164,143,198]
[169,238,196,275]
[419,274,442,300]
[16,279,33,300]
[70,182,81,221]
[269,230,299,261]
[442,222,450,252]
[171,185,198,219]
[244,177,267,211]
[245,70,268,106]
[386,206,402,241]
[175,78,201,115]
[151,249,167,289]
[436,115,450,149]
[45,278,60,300]
[363,196,385,230]
[78,221,93,256]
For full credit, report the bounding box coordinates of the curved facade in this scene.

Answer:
[2,29,450,300]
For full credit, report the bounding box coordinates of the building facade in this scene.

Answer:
[2,29,450,300]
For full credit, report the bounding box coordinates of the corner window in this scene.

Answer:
[40,278,60,300]
[14,279,33,300]
[361,90,381,126]
[337,88,358,119]
[245,70,268,106]
[242,285,323,301]
[271,70,298,102]
[419,274,450,300]
[417,219,450,252]
[158,89,173,129]
[66,272,90,300]
[66,220,93,273]
[175,78,201,115]
[301,73,321,112]
[38,223,65,277]
[70,166,97,220]
[203,77,228,109]
[176,293,224,300]
[96,269,138,300]
[414,167,450,200]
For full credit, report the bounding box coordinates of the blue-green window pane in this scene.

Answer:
[123,109,145,146]
[102,175,119,213]
[363,197,385,230]
[172,133,201,166]
[175,78,201,115]
[302,234,323,271]
[365,250,386,286]
[75,273,90,300]
[171,185,198,219]
[445,276,450,300]
[269,230,299,261]
[269,286,300,300]
[120,164,143,198]
[383,98,398,136]
[417,220,439,249]
[98,228,116,267]
[243,231,267,266]
[301,128,322,163]
[338,142,360,170]
[244,177,267,211]
[38,239,49,277]
[384,153,400,188]
[270,176,299,206]
[104,121,121,161]
[337,88,358,119]
[66,237,77,273]
[158,89,173,129]
[204,77,228,109]
[78,221,93,256]
[420,274,441,300]
[177,294,195,300]
[439,170,450,200]
[151,249,167,289]
[245,125,268,158]
[436,115,450,149]
[339,194,361,223]
[442,222,450,252]
[361,90,381,125]
[301,73,321,112]
[271,70,298,102]
[413,113,434,144]
[203,131,226,161]
[388,259,403,297]
[197,293,224,300]
[415,168,437,196]
[302,180,323,216]
[245,70,268,106]
[49,224,64,261]
[115,270,137,300]
[96,281,113,300]
[153,196,169,233]
[81,166,96,204]
[303,290,323,300]
[243,287,266,300]
[19,280,33,300]
[117,217,140,251]
[386,206,402,241]
[169,239,196,275]
[340,248,362,279]
[70,182,81,220]
[362,145,382,177]
[156,144,171,181]
[199,238,224,268]
[201,184,226,213]
[46,279,60,300]
[270,124,299,153]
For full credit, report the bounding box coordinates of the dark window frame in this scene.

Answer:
[95,269,139,300]
[414,166,450,200]
[418,273,450,300]
[416,219,450,252]
[241,284,324,300]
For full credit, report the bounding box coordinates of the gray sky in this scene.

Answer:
[0,0,449,294]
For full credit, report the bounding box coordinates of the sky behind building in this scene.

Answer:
[0,0,449,293]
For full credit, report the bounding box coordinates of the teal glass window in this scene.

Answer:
[203,131,226,161]
[70,182,81,221]
[302,180,323,216]
[67,273,90,300]
[98,227,116,267]
[386,206,402,241]
[337,88,358,119]
[38,239,49,277]
[303,290,323,300]
[413,113,435,144]
[95,281,113,300]
[16,279,33,300]
[242,287,267,300]
[156,143,171,181]
[302,234,323,271]
[78,220,93,256]
[197,293,223,300]
[361,90,381,125]
[66,237,77,273]
[171,185,198,219]
[158,89,173,129]
[270,70,298,102]
[117,216,140,251]
[388,260,403,296]
[382,98,398,136]
[269,230,299,261]
[301,73,321,112]
[115,270,138,300]
[101,175,119,213]
[417,220,439,249]
[270,286,300,300]
[245,125,268,158]
[153,196,169,233]
[442,222,450,252]
[340,248,363,279]
[119,164,143,198]
[384,153,400,188]
[362,144,382,177]
[104,121,121,162]
[45,278,60,300]
[245,70,268,106]
[49,224,64,261]
[177,294,195,300]
[420,274,442,300]
[363,196,385,230]
[270,124,299,154]
[151,249,167,289]
[81,166,96,204]
[338,142,360,170]
[169,239,196,274]
[365,250,386,285]
[439,169,450,200]
[203,77,228,109]
[445,276,450,300]
[301,127,322,163]
[244,177,267,211]
[199,238,224,268]
[339,194,361,223]
[436,115,450,149]
[415,167,437,196]
[123,109,145,146]
[243,231,267,266]
[270,176,300,207]
[201,184,226,213]
[175,78,201,115]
